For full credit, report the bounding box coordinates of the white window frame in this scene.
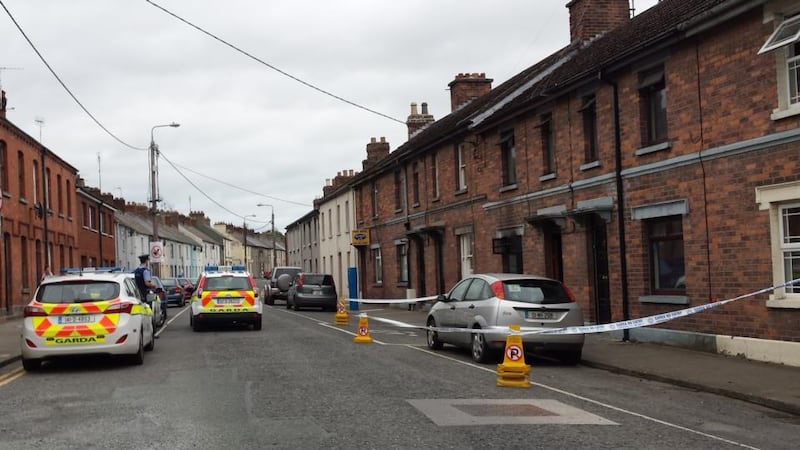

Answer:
[460,233,474,278]
[396,242,408,284]
[779,203,800,293]
[755,181,800,308]
[431,152,440,199]
[456,144,467,191]
[763,6,800,120]
[372,247,383,284]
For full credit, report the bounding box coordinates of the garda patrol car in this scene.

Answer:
[190,265,262,331]
[20,267,156,371]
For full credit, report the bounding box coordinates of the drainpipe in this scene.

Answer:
[608,76,631,341]
[41,146,50,269]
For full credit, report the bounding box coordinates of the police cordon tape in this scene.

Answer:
[346,278,800,336]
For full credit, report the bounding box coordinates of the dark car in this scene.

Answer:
[161,277,187,307]
[286,273,338,311]
[266,266,302,305]
[177,277,194,300]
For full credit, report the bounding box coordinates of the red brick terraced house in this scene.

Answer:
[350,0,800,364]
[0,90,80,316]
[76,182,117,268]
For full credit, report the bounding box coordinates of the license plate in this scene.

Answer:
[313,290,322,295]
[526,311,556,320]
[57,315,95,324]
[215,298,241,305]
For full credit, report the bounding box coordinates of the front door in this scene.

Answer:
[589,215,611,323]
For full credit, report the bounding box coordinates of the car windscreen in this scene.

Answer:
[304,274,333,285]
[205,276,251,291]
[503,279,570,305]
[36,281,121,303]
[161,279,178,288]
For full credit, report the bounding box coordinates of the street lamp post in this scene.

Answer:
[243,214,256,272]
[149,122,180,277]
[257,203,276,270]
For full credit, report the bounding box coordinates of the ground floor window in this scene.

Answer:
[756,181,800,307]
[647,215,685,293]
[493,234,523,274]
[459,233,473,279]
[781,203,800,293]
[396,242,408,284]
[371,247,382,285]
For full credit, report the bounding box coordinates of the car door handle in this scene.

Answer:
[449,305,456,310]
[468,304,475,309]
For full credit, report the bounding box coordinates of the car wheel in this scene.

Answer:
[180,298,186,307]
[471,330,495,364]
[22,358,41,371]
[253,317,262,331]
[144,324,155,351]
[426,318,443,350]
[285,298,292,309]
[192,316,203,332]
[130,330,144,365]
[266,292,274,305]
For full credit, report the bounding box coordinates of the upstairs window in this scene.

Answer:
[411,161,420,206]
[18,151,26,199]
[759,14,800,54]
[500,130,516,186]
[394,170,402,211]
[430,152,440,199]
[581,94,599,163]
[540,113,555,175]
[0,141,7,193]
[639,67,668,146]
[370,180,378,218]
[455,143,467,191]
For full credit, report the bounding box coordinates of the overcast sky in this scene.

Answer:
[0,0,658,233]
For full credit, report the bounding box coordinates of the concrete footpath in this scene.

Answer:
[3,308,800,416]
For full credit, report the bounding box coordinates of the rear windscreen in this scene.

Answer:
[161,279,178,288]
[205,277,251,291]
[304,275,334,286]
[503,279,570,304]
[37,281,121,303]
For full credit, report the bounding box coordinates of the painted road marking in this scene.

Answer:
[408,399,617,426]
[0,367,24,387]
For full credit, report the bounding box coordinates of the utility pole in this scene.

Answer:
[149,123,180,277]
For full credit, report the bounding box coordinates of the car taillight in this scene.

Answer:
[296,273,304,290]
[490,281,505,300]
[105,302,134,314]
[561,282,576,302]
[23,305,48,317]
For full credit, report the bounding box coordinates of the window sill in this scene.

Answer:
[454,188,468,196]
[635,141,671,156]
[19,197,28,205]
[539,173,556,182]
[412,202,420,209]
[58,213,65,219]
[638,295,689,305]
[499,183,518,193]
[1,191,10,199]
[766,298,800,309]
[580,160,601,171]
[372,283,383,287]
[396,282,409,288]
[770,105,800,121]
[394,208,403,214]
[431,197,440,203]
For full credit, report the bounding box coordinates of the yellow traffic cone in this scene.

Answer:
[353,313,373,344]
[496,324,531,388]
[334,297,349,325]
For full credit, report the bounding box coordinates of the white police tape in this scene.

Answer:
[345,295,439,304]
[361,278,800,336]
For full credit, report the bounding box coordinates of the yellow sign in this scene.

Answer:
[351,229,370,246]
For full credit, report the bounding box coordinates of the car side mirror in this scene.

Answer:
[155,287,164,294]
[436,294,448,302]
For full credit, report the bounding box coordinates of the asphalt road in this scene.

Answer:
[0,304,797,450]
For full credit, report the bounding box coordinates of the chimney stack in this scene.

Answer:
[362,137,390,170]
[448,73,492,112]
[0,91,6,119]
[566,0,630,44]
[406,102,435,139]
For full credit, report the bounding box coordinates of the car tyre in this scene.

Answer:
[130,330,144,365]
[180,298,186,308]
[285,298,292,309]
[22,358,42,371]
[471,330,495,364]
[192,316,203,332]
[144,325,155,351]
[426,318,443,350]
[253,316,262,331]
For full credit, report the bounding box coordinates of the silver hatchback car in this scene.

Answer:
[425,273,584,364]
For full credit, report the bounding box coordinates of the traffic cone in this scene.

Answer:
[353,313,373,344]
[496,324,531,388]
[334,297,349,325]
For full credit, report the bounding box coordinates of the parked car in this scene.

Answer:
[161,277,187,307]
[265,266,302,305]
[177,277,194,300]
[425,273,584,364]
[286,273,337,311]
[21,268,156,370]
